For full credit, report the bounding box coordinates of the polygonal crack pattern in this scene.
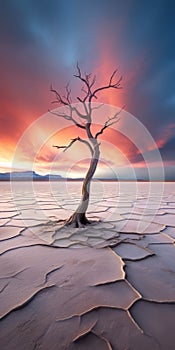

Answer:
[0,182,175,349]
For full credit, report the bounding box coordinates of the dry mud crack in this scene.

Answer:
[0,183,175,349]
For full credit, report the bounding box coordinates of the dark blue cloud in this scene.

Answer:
[0,0,175,176]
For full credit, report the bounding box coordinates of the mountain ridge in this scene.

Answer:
[0,171,173,182]
[0,171,63,181]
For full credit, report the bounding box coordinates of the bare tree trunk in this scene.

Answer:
[66,141,100,227]
[51,65,122,227]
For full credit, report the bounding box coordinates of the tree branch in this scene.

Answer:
[63,83,72,104]
[53,137,94,155]
[73,64,123,128]
[48,109,86,129]
[50,64,123,141]
[89,71,122,102]
[50,85,69,106]
[74,62,91,100]
[72,104,88,120]
[95,107,124,139]
[91,103,104,111]
[50,82,88,121]
[74,62,97,107]
[77,138,94,155]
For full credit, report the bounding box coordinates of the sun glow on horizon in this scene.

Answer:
[0,99,166,181]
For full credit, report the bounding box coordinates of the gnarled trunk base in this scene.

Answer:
[65,212,91,228]
[64,139,100,228]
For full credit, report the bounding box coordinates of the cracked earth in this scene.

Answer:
[0,181,175,349]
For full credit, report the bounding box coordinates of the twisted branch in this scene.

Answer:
[51,83,88,120]
[50,64,123,139]
[48,109,86,129]
[95,107,124,138]
[74,63,122,106]
[89,71,122,102]
[53,137,93,155]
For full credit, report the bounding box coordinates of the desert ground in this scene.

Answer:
[0,181,175,350]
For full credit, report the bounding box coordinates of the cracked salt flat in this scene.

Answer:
[0,226,22,241]
[113,242,154,261]
[130,300,175,349]
[0,181,175,349]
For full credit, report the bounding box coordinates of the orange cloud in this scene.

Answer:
[156,123,175,148]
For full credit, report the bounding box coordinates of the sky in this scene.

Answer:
[0,0,175,180]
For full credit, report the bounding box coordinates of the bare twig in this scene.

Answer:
[50,65,123,139]
[74,64,122,114]
[48,109,86,129]
[74,63,91,97]
[53,137,93,155]
[89,72,122,102]
[50,85,69,106]
[91,103,104,111]
[95,107,124,138]
[51,79,90,121]
[63,83,72,104]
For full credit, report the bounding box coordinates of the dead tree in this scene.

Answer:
[50,63,122,227]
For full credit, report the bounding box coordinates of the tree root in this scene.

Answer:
[65,212,92,228]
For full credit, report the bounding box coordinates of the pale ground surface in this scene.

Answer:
[0,181,175,350]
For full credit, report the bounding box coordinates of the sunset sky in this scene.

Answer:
[0,0,175,180]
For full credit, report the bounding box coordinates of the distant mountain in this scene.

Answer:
[0,171,63,181]
[0,171,172,182]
